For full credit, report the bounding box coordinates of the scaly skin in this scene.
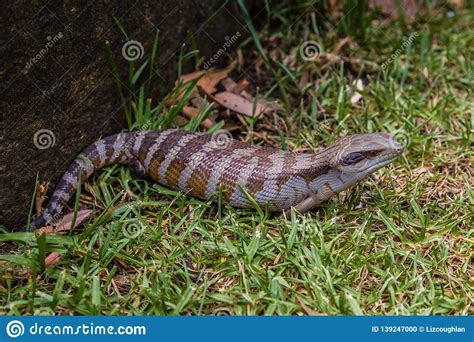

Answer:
[26,129,403,230]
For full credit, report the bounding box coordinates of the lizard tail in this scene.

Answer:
[24,131,142,231]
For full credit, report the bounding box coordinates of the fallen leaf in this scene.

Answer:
[221,77,237,91]
[188,95,207,110]
[328,0,341,19]
[229,80,282,110]
[177,65,234,95]
[26,251,62,275]
[332,37,351,55]
[212,91,269,117]
[182,105,200,117]
[35,183,49,216]
[239,92,283,113]
[232,78,250,94]
[38,209,93,234]
[299,70,310,88]
[199,68,233,94]
[44,252,62,268]
[448,0,464,9]
[182,106,215,129]
[369,0,422,22]
[177,70,206,85]
[296,296,327,316]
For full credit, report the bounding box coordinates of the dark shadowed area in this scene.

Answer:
[0,1,256,228]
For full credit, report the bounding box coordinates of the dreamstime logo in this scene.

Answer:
[203,31,241,70]
[393,131,410,148]
[6,320,25,338]
[42,82,59,97]
[122,40,144,61]
[33,129,56,149]
[39,207,64,228]
[299,40,322,61]
[210,129,233,148]
[122,220,145,238]
[381,31,418,69]
[24,31,63,71]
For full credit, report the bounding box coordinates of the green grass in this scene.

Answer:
[0,2,473,315]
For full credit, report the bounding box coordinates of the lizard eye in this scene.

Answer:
[342,152,365,165]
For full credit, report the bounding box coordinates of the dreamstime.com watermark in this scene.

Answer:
[5,320,146,338]
[299,40,323,61]
[381,31,418,69]
[24,32,63,71]
[202,32,241,70]
[33,129,56,149]
[122,40,144,61]
[122,219,145,239]
[210,129,233,148]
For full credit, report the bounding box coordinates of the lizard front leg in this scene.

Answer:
[293,196,320,213]
[280,196,320,218]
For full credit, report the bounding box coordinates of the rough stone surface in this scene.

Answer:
[0,1,253,229]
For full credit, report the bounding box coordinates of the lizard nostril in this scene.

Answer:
[391,138,404,154]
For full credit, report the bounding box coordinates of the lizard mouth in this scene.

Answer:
[344,147,403,175]
[366,136,404,172]
[364,151,402,174]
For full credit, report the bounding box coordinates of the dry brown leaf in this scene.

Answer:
[30,210,92,272]
[332,37,351,55]
[171,66,234,105]
[448,0,464,9]
[328,0,341,19]
[212,91,269,117]
[182,105,200,117]
[190,95,209,109]
[32,210,93,271]
[369,0,422,22]
[240,90,256,102]
[296,296,327,316]
[174,64,282,121]
[199,68,233,94]
[219,77,256,101]
[176,70,206,85]
[221,77,238,91]
[182,106,215,129]
[232,79,250,94]
[35,183,48,216]
[240,92,283,113]
[218,79,283,113]
[299,70,310,88]
[25,250,62,275]
[45,252,62,268]
[177,65,234,94]
[38,209,93,234]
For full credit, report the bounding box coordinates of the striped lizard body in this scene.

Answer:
[27,129,403,230]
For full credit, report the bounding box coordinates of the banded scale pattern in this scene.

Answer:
[28,129,330,230]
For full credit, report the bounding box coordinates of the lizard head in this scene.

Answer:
[308,133,404,203]
[330,132,404,179]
